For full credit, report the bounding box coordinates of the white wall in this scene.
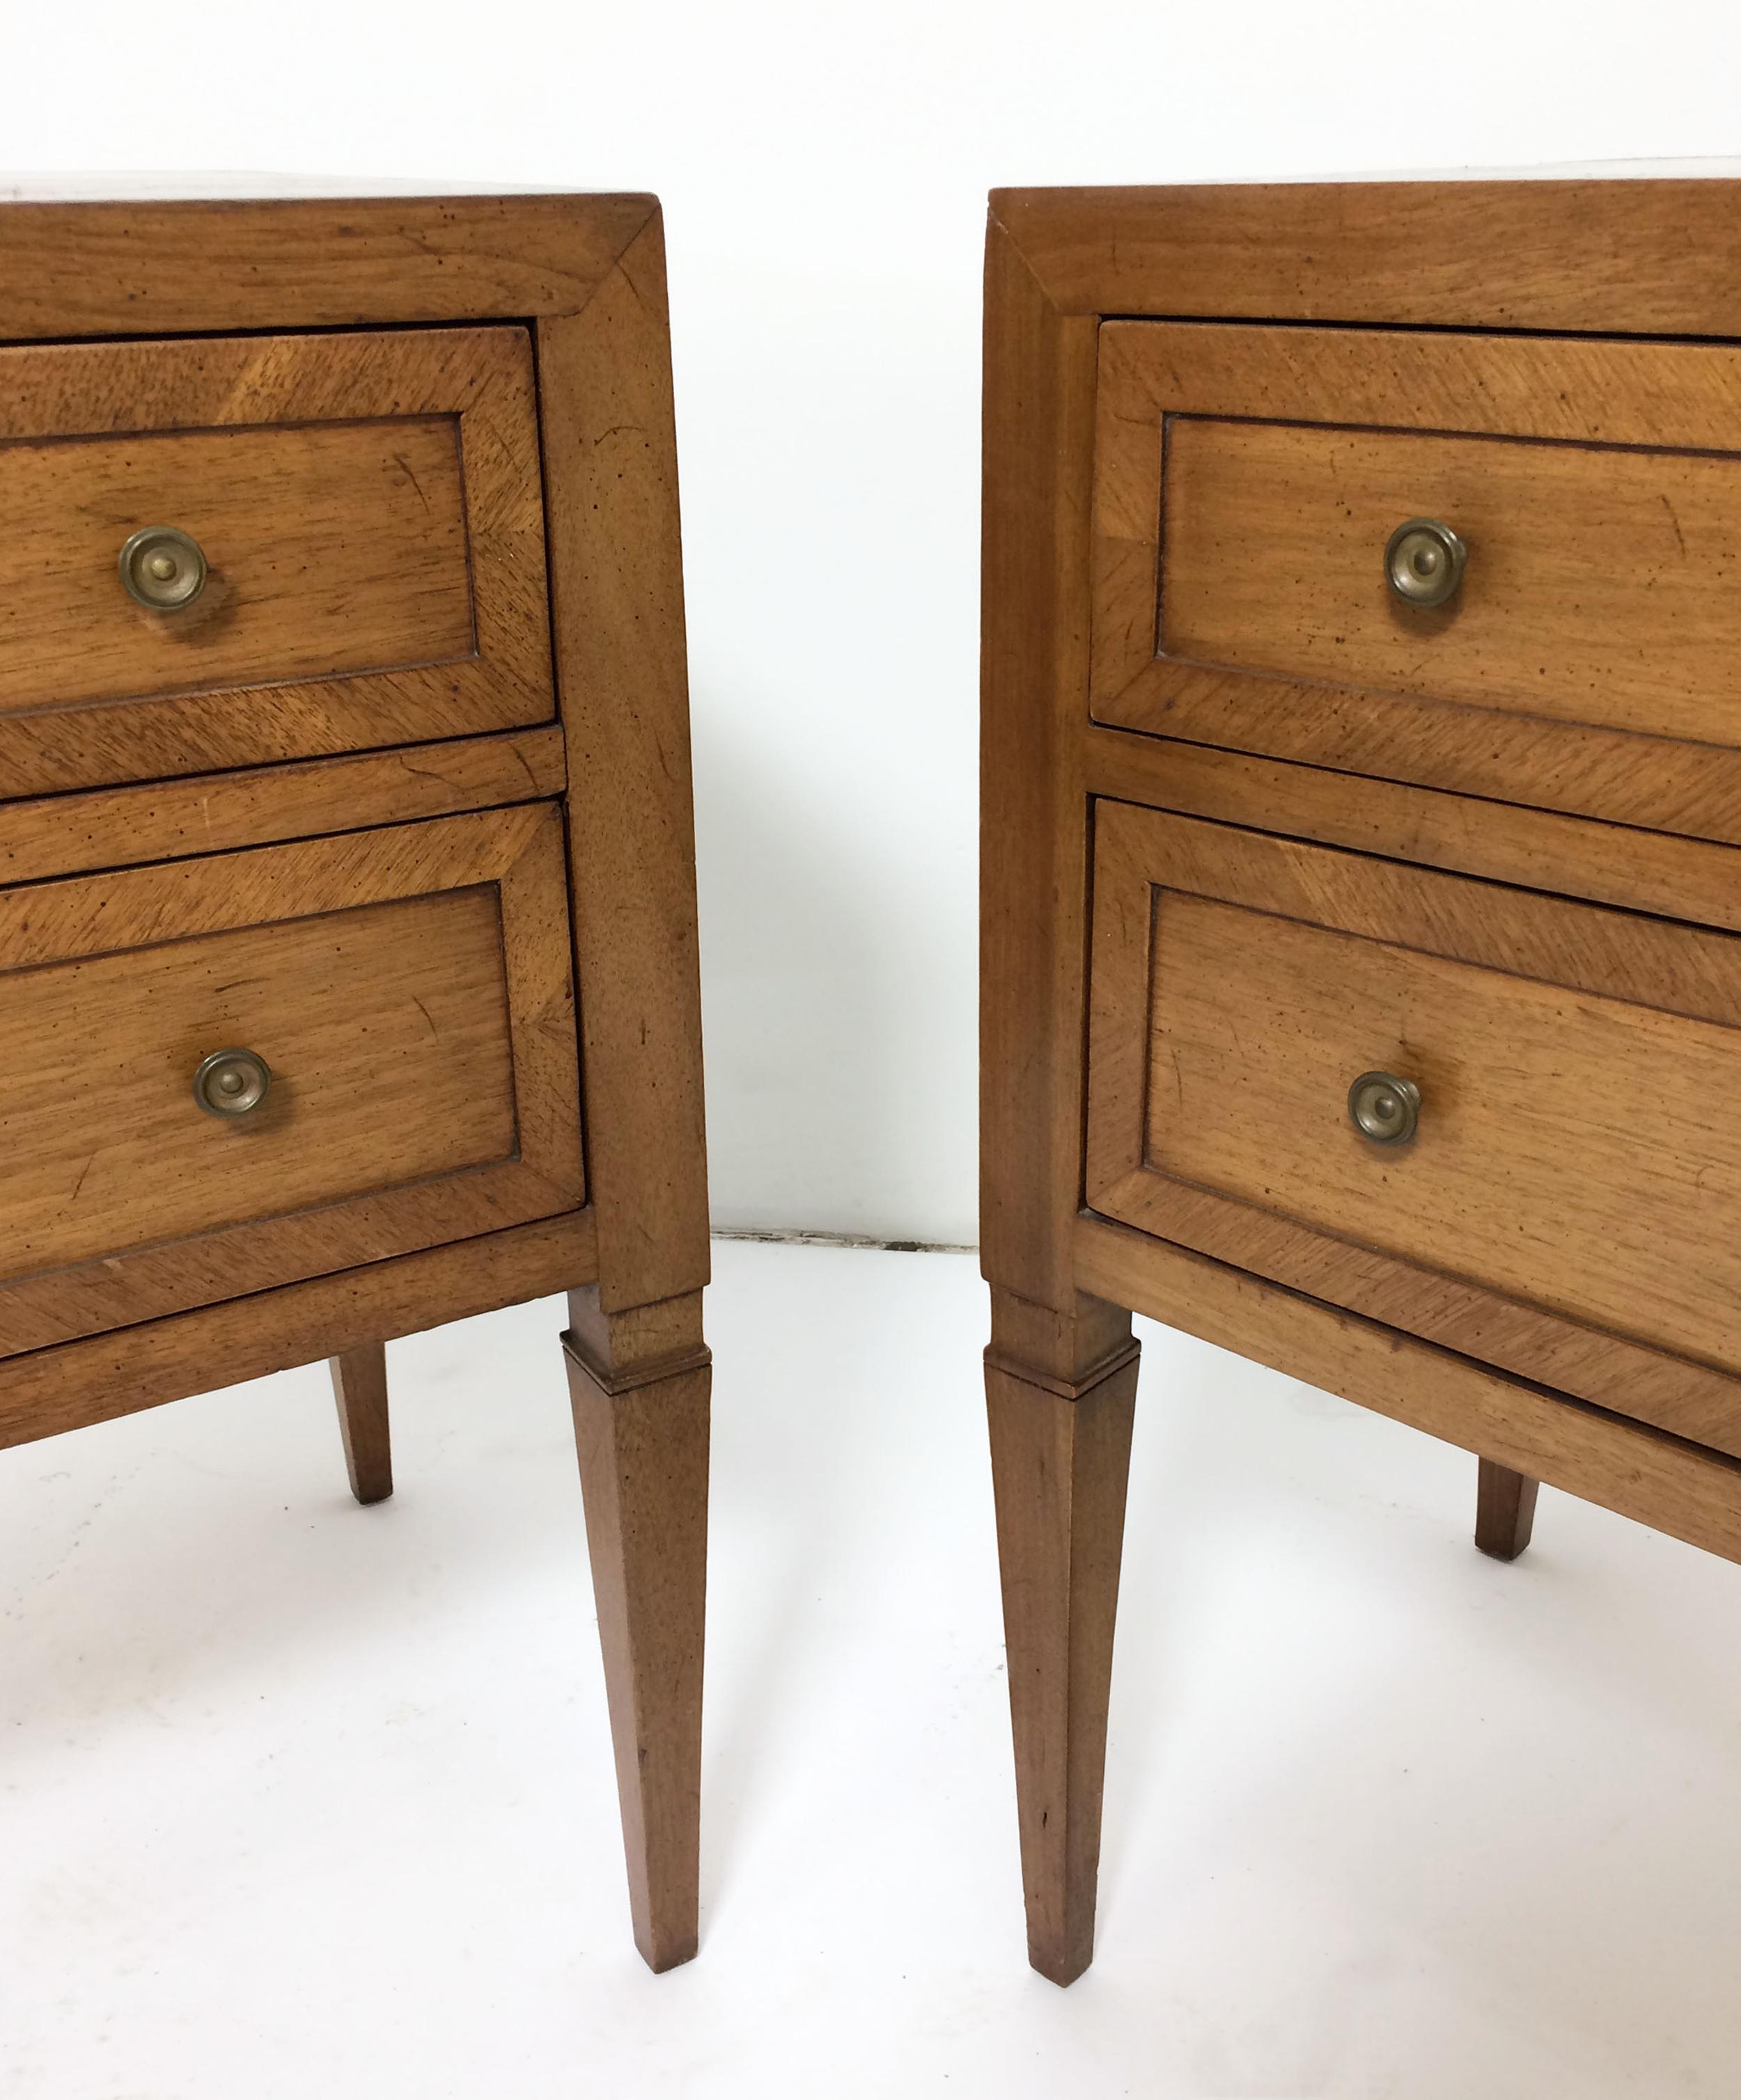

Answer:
[9,0,1740,1241]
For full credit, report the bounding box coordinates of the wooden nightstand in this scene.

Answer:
[0,186,710,1973]
[981,178,1741,1984]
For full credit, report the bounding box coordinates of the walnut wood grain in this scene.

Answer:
[531,202,713,1971]
[331,1343,392,1505]
[987,177,1741,1986]
[1082,728,1741,937]
[1103,666,1741,849]
[1090,320,1741,843]
[1085,799,1741,1448]
[4,888,515,1290]
[0,1209,597,1450]
[0,327,552,797]
[0,192,656,338]
[0,804,584,1354]
[3,418,472,705]
[1164,416,1741,746]
[992,181,1741,331]
[1475,1460,1538,1562]
[538,210,710,1315]
[0,189,708,1981]
[986,1307,1138,1987]
[1076,1212,1741,1569]
[979,217,1105,1315]
[0,726,565,886]
[564,1285,710,1971]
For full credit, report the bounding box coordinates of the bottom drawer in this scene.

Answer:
[1086,798,1741,1458]
[0,802,584,1355]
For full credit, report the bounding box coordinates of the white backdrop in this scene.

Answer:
[8,0,1741,1241]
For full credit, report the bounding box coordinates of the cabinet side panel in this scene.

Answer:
[981,217,1102,1307]
[538,213,710,1311]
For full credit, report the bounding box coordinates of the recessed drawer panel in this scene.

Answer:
[1086,798,1741,1457]
[1162,417,1741,744]
[0,327,554,797]
[1091,322,1741,844]
[0,803,584,1355]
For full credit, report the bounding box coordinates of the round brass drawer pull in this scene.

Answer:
[1384,517,1465,609]
[118,525,208,611]
[1348,1069,1421,1145]
[193,1047,272,1120]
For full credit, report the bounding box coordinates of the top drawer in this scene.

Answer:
[1090,320,1741,845]
[0,327,553,797]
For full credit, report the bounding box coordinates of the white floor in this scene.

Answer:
[3,1241,1740,2098]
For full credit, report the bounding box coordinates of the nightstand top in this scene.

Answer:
[0,185,663,339]
[987,168,1741,336]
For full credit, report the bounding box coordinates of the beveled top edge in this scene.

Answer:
[991,157,1741,207]
[0,171,654,203]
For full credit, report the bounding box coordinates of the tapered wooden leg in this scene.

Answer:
[329,1342,391,1505]
[1476,1457,1540,1561]
[986,1290,1139,1987]
[564,1287,710,1974]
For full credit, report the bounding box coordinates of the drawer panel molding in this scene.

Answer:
[1086,797,1741,1455]
[1074,1212,1741,1569]
[0,726,566,886]
[1091,320,1741,843]
[0,802,584,1354]
[0,327,554,797]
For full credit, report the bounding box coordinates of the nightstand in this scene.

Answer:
[0,185,710,1973]
[981,176,1741,1984]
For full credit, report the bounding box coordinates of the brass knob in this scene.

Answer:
[1348,1069,1420,1145]
[193,1047,272,1120]
[1384,517,1465,609]
[119,525,208,611]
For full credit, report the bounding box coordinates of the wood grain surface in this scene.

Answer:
[1091,320,1741,843]
[0,192,656,338]
[1085,800,1741,1452]
[331,1342,393,1505]
[993,180,1741,331]
[0,327,553,797]
[565,1303,710,1973]
[0,1210,598,1450]
[987,1335,1138,1987]
[1475,1459,1538,1562]
[0,803,584,1354]
[0,189,708,1983]
[0,726,565,887]
[538,209,711,1315]
[1082,728,1741,936]
[533,205,714,1973]
[985,178,1741,1987]
[1075,1212,1741,1569]
[978,218,1104,1314]
[1162,416,1741,747]
[2,417,471,707]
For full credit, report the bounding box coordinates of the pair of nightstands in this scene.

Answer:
[10,177,1741,1990]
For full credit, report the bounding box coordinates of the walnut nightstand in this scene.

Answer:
[0,185,710,1973]
[982,177,1741,1984]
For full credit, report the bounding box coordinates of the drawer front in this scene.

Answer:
[0,804,584,1354]
[1091,322,1741,844]
[1086,799,1741,1457]
[0,328,553,796]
